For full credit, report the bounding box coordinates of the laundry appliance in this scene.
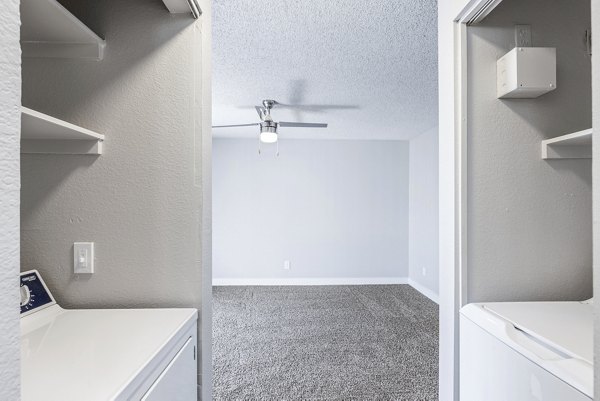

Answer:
[460,301,593,401]
[20,270,198,401]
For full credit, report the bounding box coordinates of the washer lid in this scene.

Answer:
[21,307,197,401]
[482,301,593,364]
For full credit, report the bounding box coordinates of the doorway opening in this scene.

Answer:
[210,1,440,399]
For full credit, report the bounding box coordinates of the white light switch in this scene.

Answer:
[283,260,291,270]
[74,242,94,274]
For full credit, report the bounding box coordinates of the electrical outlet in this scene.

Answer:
[74,242,94,274]
[422,267,427,276]
[515,25,532,47]
[283,260,291,270]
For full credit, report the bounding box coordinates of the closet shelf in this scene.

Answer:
[20,0,106,60]
[21,107,104,155]
[162,0,201,18]
[541,129,592,160]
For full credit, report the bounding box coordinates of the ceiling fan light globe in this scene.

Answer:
[259,131,278,143]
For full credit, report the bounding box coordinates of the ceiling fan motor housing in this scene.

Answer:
[260,121,278,133]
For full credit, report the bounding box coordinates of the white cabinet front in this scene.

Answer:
[142,337,197,401]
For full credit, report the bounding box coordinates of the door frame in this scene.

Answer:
[198,0,212,400]
[438,1,503,400]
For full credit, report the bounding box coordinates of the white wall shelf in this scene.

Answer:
[162,0,201,18]
[21,107,104,155]
[541,129,592,159]
[20,0,106,60]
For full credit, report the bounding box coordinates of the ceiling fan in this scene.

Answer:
[212,99,328,144]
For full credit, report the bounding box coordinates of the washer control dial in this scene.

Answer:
[20,284,31,307]
[20,271,55,315]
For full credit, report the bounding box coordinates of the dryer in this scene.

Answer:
[20,270,198,401]
[460,301,593,401]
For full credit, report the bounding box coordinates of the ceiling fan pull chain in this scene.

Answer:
[258,135,262,155]
[276,140,280,157]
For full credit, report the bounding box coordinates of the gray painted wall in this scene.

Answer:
[467,0,592,302]
[19,0,206,391]
[212,138,409,281]
[21,0,203,306]
[408,126,439,296]
[0,0,20,398]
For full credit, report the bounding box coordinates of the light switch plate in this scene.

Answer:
[74,242,94,274]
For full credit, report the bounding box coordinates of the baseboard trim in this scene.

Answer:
[407,279,439,304]
[212,277,439,303]
[212,277,409,286]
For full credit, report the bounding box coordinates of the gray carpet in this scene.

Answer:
[212,285,439,401]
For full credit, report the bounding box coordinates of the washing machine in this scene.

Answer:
[460,301,593,401]
[20,270,198,401]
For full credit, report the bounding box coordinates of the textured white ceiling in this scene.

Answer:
[212,0,438,140]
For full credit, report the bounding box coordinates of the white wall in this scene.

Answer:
[467,0,592,302]
[0,0,20,397]
[409,126,439,300]
[213,139,409,284]
[19,0,209,395]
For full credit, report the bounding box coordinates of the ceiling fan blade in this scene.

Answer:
[237,104,359,112]
[273,103,359,111]
[212,123,259,128]
[279,122,328,128]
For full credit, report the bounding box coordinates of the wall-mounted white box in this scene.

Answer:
[497,47,556,99]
